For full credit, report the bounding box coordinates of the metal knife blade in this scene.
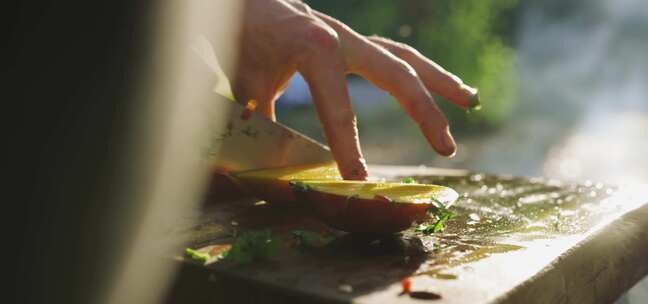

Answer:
[207,96,333,172]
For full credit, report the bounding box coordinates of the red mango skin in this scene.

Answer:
[235,177,297,205]
[300,190,431,233]
[205,172,249,203]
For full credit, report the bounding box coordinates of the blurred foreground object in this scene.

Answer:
[10,1,243,303]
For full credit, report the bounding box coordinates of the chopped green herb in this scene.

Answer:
[416,204,455,234]
[223,230,279,264]
[292,230,334,248]
[433,208,454,232]
[467,93,482,113]
[185,248,210,263]
[401,177,417,184]
[429,197,446,210]
[469,104,482,111]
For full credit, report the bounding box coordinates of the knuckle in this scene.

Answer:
[286,0,312,14]
[389,42,420,60]
[418,106,448,128]
[301,22,341,53]
[403,62,419,78]
[393,58,419,81]
[406,92,438,124]
[328,109,357,131]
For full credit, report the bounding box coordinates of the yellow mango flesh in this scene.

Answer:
[235,161,341,181]
[298,180,458,206]
[235,162,457,207]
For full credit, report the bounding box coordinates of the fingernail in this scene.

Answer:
[441,127,457,157]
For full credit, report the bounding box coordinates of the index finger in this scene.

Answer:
[297,31,368,180]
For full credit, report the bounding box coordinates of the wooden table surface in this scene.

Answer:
[168,166,648,304]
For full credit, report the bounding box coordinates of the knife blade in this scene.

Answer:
[207,96,333,172]
[191,36,333,172]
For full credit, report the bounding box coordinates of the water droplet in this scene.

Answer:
[470,174,484,182]
[338,284,353,293]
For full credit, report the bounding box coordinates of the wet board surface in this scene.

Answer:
[172,166,648,303]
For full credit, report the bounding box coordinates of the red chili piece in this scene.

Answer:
[401,277,411,294]
[240,99,258,120]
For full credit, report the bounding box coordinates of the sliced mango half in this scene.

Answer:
[291,180,458,233]
[234,163,458,233]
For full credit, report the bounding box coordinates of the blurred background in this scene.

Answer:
[278,1,648,301]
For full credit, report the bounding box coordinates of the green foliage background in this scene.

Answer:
[307,0,520,126]
[277,1,522,165]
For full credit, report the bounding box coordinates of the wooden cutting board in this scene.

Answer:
[168,166,648,303]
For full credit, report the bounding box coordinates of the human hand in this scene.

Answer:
[231,0,479,180]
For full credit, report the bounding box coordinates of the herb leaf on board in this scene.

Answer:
[185,248,210,264]
[401,177,418,184]
[292,230,335,248]
[223,230,279,264]
[416,200,455,234]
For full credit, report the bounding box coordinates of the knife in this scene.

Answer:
[191,36,333,172]
[207,96,334,172]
